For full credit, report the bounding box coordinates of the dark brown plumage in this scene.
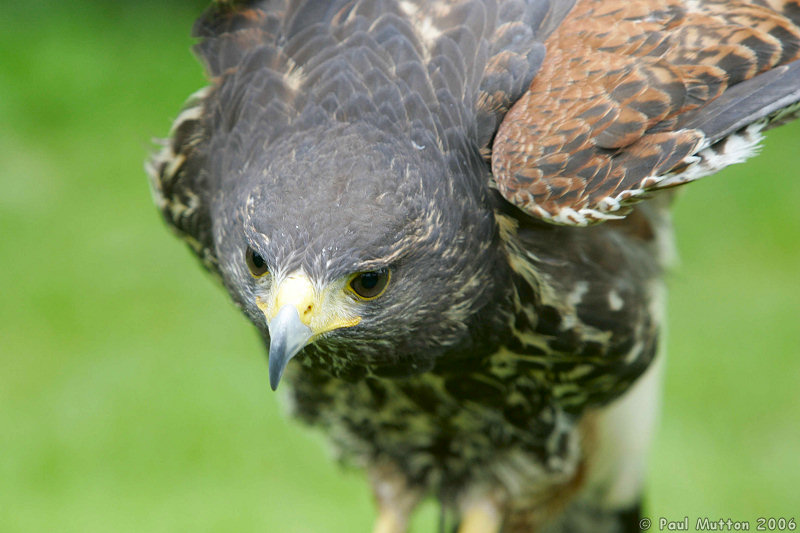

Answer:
[148,1,800,531]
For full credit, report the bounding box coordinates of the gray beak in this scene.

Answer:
[267,304,313,390]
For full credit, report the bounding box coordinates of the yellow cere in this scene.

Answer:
[256,271,362,340]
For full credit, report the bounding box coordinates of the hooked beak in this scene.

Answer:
[267,304,312,391]
[261,272,362,390]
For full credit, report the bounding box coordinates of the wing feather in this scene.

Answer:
[492,0,800,226]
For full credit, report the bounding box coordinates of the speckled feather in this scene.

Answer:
[148,1,800,531]
[493,0,800,225]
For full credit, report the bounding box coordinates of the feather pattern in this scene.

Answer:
[492,0,800,226]
[151,0,573,271]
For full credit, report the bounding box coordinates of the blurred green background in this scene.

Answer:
[1,2,798,532]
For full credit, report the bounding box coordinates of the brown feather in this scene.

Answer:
[492,0,800,226]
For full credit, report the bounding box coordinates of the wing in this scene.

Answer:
[492,0,800,226]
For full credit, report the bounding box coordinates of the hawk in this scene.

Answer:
[148,1,800,531]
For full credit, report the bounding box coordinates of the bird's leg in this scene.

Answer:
[457,495,503,533]
[369,462,422,533]
[372,509,410,533]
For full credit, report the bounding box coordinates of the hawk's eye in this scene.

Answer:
[245,247,269,277]
[349,269,390,300]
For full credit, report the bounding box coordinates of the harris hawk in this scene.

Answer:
[148,1,800,531]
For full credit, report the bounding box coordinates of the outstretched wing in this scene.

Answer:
[492,0,800,226]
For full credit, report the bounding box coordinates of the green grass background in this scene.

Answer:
[1,2,798,531]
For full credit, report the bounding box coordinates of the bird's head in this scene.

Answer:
[211,122,507,389]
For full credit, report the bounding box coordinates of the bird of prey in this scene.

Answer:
[148,1,800,531]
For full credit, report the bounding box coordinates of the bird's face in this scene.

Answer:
[212,124,505,388]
